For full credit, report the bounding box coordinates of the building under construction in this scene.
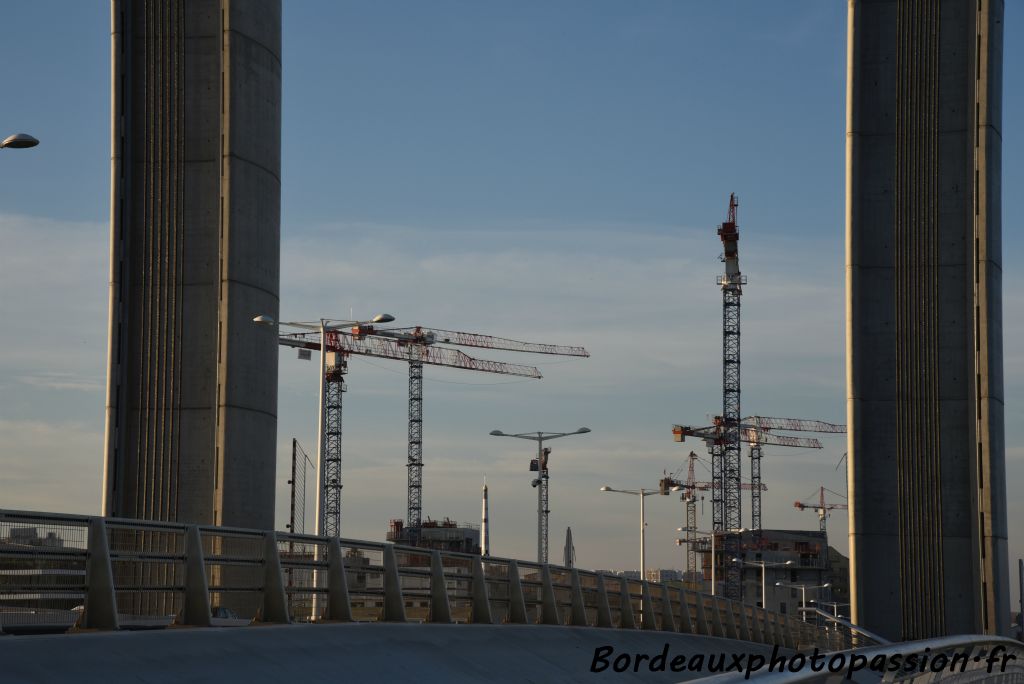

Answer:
[696,529,849,617]
[387,518,481,555]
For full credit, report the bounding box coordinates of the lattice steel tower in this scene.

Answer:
[716,194,745,600]
[321,352,347,537]
[407,353,425,536]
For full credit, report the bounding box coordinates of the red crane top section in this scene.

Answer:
[716,193,744,290]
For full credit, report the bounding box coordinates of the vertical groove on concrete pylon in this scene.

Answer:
[892,0,944,639]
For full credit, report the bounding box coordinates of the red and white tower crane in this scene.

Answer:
[794,485,848,537]
[741,416,846,531]
[659,451,767,578]
[673,418,823,599]
[276,321,588,541]
[358,325,589,539]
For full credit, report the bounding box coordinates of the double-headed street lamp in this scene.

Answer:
[254,313,395,537]
[776,581,832,622]
[733,558,793,609]
[599,486,663,580]
[490,428,590,563]
[676,526,746,596]
[1,133,39,150]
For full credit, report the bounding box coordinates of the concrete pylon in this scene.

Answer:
[846,0,1008,639]
[104,0,282,532]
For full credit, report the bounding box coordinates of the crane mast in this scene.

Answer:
[717,193,745,600]
[322,350,347,537]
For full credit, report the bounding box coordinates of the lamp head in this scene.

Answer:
[371,313,395,323]
[252,314,276,326]
[599,486,611,492]
[1,133,39,149]
[489,430,504,436]
[576,427,591,434]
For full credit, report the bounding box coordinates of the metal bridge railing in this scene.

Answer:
[0,508,843,649]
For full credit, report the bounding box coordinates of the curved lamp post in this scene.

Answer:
[490,427,590,563]
[777,581,832,621]
[734,557,793,609]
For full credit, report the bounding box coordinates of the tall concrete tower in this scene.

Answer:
[102,0,281,530]
[847,0,1007,639]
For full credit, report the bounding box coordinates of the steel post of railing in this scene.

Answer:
[181,525,211,627]
[83,519,118,631]
[595,574,613,628]
[569,569,588,626]
[659,583,676,632]
[470,556,493,625]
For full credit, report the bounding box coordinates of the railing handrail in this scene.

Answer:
[0,507,839,648]
[801,606,890,645]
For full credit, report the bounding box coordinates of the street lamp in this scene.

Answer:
[490,428,590,563]
[1,133,39,150]
[776,581,832,622]
[599,486,662,580]
[677,526,746,596]
[734,558,793,609]
[254,312,395,537]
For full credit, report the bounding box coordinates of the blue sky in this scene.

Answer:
[0,2,1021,610]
